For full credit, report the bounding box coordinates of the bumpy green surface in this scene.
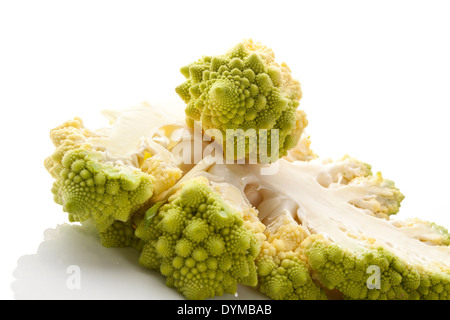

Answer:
[176,40,306,161]
[45,118,156,236]
[252,221,327,300]
[98,221,141,248]
[53,148,154,232]
[135,177,261,300]
[257,254,327,300]
[303,235,450,300]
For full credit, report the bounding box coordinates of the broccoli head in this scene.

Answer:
[135,176,263,300]
[98,220,141,248]
[176,39,307,162]
[44,103,183,235]
[256,213,328,300]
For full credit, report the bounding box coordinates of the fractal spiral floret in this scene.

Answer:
[176,39,307,161]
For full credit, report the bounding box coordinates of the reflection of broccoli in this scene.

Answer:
[176,39,307,160]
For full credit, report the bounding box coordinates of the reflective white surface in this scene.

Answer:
[11,222,267,300]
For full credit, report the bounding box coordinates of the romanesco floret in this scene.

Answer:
[301,234,450,300]
[283,133,318,162]
[141,155,183,196]
[135,177,262,300]
[176,39,307,161]
[98,221,141,248]
[44,103,183,236]
[45,119,155,232]
[256,214,327,300]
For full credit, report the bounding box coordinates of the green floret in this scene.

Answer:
[175,39,308,161]
[98,220,141,248]
[258,255,327,300]
[135,177,261,300]
[302,235,450,300]
[55,148,154,232]
[253,215,327,300]
[44,103,184,245]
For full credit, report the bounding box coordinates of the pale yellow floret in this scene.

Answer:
[283,131,317,162]
[141,156,183,197]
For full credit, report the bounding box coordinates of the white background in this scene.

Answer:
[1,0,450,299]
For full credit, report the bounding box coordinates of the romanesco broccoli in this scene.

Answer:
[176,39,307,161]
[44,103,183,237]
[43,39,450,301]
[98,220,141,248]
[135,176,263,300]
[256,213,327,300]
